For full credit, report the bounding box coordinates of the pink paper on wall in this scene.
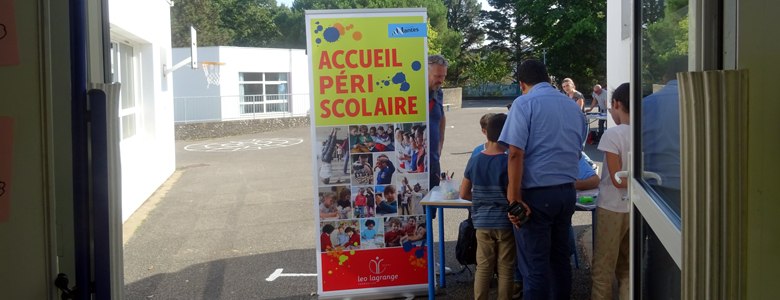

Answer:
[0,117,13,222]
[0,0,20,66]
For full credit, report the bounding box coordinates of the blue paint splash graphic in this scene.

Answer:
[383,81,390,86]
[316,25,323,31]
[315,38,321,44]
[411,61,422,71]
[323,27,340,43]
[392,72,406,84]
[400,82,410,91]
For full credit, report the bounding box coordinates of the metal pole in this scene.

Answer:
[542,49,547,65]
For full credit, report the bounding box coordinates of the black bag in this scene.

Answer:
[455,212,478,266]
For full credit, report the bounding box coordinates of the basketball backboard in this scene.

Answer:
[190,25,198,69]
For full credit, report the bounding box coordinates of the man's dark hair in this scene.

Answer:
[486,113,508,142]
[517,59,549,85]
[322,224,335,234]
[664,55,688,82]
[365,219,376,227]
[612,82,631,113]
[506,103,512,110]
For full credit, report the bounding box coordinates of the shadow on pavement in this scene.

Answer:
[125,249,318,300]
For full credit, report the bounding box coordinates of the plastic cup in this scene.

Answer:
[439,179,461,200]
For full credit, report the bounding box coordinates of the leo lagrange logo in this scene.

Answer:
[388,23,427,38]
[369,257,387,274]
[358,256,399,283]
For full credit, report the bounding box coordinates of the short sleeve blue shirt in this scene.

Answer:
[428,89,445,163]
[498,82,588,188]
[464,152,512,230]
[578,156,596,180]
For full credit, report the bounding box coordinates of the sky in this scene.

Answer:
[276,0,495,11]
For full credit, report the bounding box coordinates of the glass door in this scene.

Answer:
[630,0,691,298]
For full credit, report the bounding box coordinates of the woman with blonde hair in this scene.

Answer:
[562,78,585,111]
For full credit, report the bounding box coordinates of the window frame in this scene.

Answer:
[110,35,142,141]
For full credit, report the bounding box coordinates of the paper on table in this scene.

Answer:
[0,117,13,222]
[0,0,20,66]
[429,190,471,204]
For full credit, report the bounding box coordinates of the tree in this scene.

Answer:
[171,0,233,47]
[467,51,512,85]
[514,0,607,89]
[443,0,484,82]
[273,0,452,50]
[481,0,533,83]
[220,0,282,47]
[644,0,689,86]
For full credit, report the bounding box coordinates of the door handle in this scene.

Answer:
[614,171,629,184]
[54,273,74,300]
[642,171,663,185]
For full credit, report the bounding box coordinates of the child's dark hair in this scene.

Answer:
[345,227,354,233]
[340,188,351,200]
[417,223,426,229]
[378,126,384,131]
[612,82,630,113]
[322,224,335,234]
[480,113,497,130]
[383,185,396,196]
[486,113,508,142]
[365,219,376,227]
[408,216,416,221]
[370,126,376,133]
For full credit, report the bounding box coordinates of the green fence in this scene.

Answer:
[462,84,523,97]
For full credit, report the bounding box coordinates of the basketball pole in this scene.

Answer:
[163,57,192,76]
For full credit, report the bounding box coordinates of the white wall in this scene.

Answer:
[172,47,310,121]
[172,47,223,122]
[109,0,175,222]
[606,0,630,128]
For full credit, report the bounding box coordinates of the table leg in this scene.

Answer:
[426,206,435,299]
[438,207,445,288]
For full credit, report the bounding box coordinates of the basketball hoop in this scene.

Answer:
[198,62,225,88]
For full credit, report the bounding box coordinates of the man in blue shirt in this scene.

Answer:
[499,59,587,300]
[428,55,448,190]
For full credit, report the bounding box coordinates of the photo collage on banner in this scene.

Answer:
[317,122,429,250]
[307,9,430,296]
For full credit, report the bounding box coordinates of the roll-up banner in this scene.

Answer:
[306,8,431,299]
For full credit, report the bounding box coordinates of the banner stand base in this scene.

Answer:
[317,284,431,300]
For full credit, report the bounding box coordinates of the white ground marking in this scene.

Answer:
[184,138,304,152]
[265,268,317,281]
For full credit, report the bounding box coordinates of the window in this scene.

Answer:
[110,40,139,140]
[238,72,290,114]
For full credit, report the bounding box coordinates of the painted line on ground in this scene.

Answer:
[265,268,317,281]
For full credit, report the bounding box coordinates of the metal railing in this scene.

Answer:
[174,93,310,124]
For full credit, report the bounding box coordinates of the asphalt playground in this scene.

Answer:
[123,99,603,300]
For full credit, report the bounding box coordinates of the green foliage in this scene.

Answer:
[514,0,607,88]
[467,51,512,85]
[171,0,283,48]
[275,0,450,49]
[643,0,689,85]
[442,0,484,82]
[171,0,233,47]
[481,0,534,83]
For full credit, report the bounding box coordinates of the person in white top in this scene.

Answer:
[591,82,631,300]
[587,84,609,140]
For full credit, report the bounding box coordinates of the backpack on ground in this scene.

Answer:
[454,211,478,276]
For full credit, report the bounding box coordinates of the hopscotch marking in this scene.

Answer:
[265,268,317,281]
